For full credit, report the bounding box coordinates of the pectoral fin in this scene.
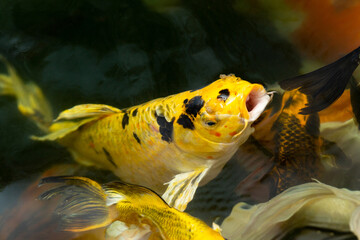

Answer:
[162,168,209,211]
[32,104,121,141]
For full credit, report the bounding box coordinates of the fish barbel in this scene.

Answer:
[0,58,270,210]
[39,176,225,240]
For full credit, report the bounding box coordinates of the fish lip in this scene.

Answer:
[246,87,271,122]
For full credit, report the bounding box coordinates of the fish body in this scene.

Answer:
[269,90,322,194]
[39,176,225,240]
[0,59,270,210]
[47,75,269,209]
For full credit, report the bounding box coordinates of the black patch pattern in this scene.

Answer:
[183,99,188,104]
[133,132,141,144]
[177,96,204,130]
[102,147,117,168]
[217,89,230,101]
[132,108,138,117]
[156,114,175,143]
[184,96,204,118]
[177,114,194,130]
[122,112,129,129]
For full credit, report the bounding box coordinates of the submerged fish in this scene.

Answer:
[222,181,360,240]
[0,59,270,210]
[39,176,225,240]
[235,47,360,199]
[236,89,324,198]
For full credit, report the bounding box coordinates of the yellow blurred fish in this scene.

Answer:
[39,176,225,240]
[0,58,270,210]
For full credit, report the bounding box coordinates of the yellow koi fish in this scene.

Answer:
[39,176,225,240]
[0,58,270,210]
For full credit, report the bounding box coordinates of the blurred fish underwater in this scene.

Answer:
[1,0,360,239]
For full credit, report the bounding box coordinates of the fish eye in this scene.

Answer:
[206,121,216,126]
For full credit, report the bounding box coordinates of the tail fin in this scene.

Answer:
[39,176,111,232]
[0,56,53,131]
[279,46,360,114]
[39,176,168,232]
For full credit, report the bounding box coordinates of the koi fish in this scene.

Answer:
[236,47,359,198]
[0,58,270,210]
[39,176,225,240]
[222,181,360,240]
[237,89,324,197]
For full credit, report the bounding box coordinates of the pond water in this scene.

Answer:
[0,0,360,239]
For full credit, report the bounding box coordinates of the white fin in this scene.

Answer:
[106,221,151,240]
[222,181,360,240]
[162,168,209,211]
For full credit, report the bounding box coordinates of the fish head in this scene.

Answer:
[174,74,271,150]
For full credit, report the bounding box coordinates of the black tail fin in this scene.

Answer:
[280,47,360,114]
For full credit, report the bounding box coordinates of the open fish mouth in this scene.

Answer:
[246,87,271,122]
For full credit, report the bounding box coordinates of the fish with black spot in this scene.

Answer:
[233,47,360,200]
[0,60,270,211]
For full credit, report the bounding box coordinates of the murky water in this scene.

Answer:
[0,0,360,239]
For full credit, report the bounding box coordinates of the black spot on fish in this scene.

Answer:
[102,147,117,168]
[283,96,293,109]
[183,99,188,104]
[269,93,283,117]
[217,89,230,101]
[132,108,138,117]
[156,115,175,143]
[133,132,141,144]
[177,114,195,130]
[122,112,129,129]
[185,96,204,118]
[305,113,320,137]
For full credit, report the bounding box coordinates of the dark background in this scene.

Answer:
[1,0,354,239]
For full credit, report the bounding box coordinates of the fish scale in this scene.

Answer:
[268,98,322,194]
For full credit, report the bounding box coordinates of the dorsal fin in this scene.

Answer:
[55,104,121,121]
[32,104,121,141]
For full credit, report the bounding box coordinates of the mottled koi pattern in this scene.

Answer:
[0,60,270,210]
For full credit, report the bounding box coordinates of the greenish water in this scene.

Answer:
[0,1,358,239]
